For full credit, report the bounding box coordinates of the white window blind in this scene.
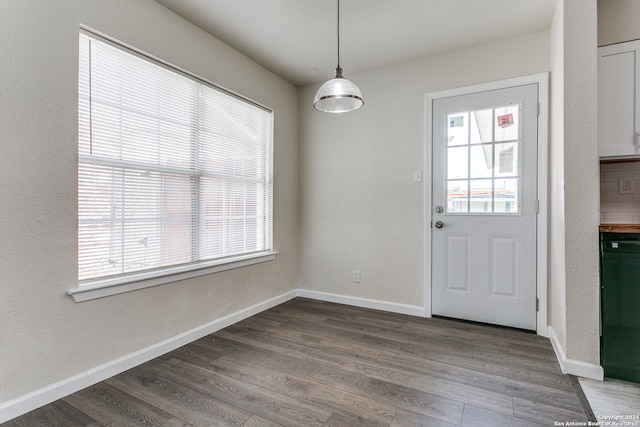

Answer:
[78,31,273,283]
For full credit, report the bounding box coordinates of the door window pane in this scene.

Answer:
[469,145,493,178]
[470,109,493,144]
[494,179,518,213]
[447,113,469,146]
[447,146,468,180]
[495,142,518,177]
[447,180,468,213]
[495,105,519,142]
[443,103,521,215]
[469,179,493,213]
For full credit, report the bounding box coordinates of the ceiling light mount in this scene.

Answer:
[313,0,364,113]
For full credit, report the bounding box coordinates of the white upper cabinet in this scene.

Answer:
[598,40,640,158]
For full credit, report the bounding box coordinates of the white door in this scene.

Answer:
[431,83,538,330]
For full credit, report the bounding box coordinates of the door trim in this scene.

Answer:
[424,73,549,337]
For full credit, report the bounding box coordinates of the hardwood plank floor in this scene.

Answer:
[2,298,592,427]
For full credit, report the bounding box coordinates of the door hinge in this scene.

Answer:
[535,200,539,214]
[536,298,539,312]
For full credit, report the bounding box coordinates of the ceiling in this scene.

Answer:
[154,0,557,87]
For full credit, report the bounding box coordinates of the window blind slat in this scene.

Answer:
[78,31,273,283]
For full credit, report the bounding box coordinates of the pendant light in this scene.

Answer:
[313,0,364,113]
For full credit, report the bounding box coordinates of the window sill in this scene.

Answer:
[67,251,278,302]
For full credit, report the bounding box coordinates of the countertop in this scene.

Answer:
[599,224,640,233]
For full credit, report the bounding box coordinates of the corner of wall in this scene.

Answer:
[548,325,604,380]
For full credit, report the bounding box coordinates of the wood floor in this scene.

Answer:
[3,298,592,427]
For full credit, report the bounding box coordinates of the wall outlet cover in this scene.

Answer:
[353,270,361,283]
[619,177,634,194]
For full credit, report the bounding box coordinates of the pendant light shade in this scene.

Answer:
[313,66,364,113]
[313,0,364,113]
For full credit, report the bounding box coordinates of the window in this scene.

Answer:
[445,104,521,215]
[77,31,273,285]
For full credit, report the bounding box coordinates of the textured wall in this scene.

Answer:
[298,32,550,307]
[547,0,600,368]
[563,0,600,364]
[0,0,298,404]
[598,0,640,46]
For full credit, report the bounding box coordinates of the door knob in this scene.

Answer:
[434,220,444,229]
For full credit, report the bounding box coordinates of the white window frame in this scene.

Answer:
[68,29,276,302]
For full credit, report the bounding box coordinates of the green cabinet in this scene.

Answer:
[600,232,640,383]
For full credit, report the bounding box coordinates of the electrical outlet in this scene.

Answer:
[353,270,361,283]
[619,177,634,194]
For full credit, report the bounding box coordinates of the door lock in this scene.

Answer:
[435,206,444,213]
[434,220,444,228]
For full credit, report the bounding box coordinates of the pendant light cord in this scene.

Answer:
[313,0,364,112]
[337,0,341,69]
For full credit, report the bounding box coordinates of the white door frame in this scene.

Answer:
[424,73,549,337]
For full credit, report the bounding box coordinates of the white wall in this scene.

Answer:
[598,0,640,46]
[548,0,601,374]
[562,0,600,366]
[0,0,298,406]
[298,32,550,308]
[548,0,568,358]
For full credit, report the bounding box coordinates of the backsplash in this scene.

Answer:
[601,161,640,224]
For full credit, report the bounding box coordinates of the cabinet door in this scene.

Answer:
[598,41,640,158]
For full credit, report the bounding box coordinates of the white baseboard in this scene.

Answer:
[548,326,604,381]
[0,289,297,424]
[296,289,426,317]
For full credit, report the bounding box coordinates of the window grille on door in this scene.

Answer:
[445,104,521,215]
